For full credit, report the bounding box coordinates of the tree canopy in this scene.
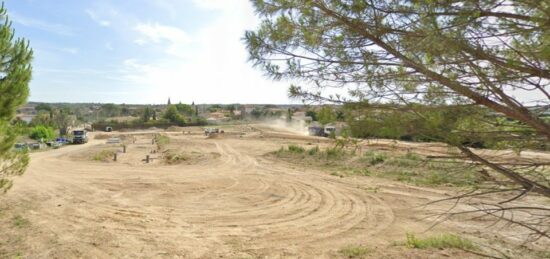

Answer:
[245,0,550,240]
[0,3,33,193]
[245,0,549,136]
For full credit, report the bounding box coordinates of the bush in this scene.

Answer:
[92,150,116,162]
[164,151,188,164]
[364,151,386,165]
[339,245,370,258]
[308,146,320,155]
[288,145,305,153]
[405,233,477,250]
[29,126,56,141]
[325,147,346,158]
[155,135,170,149]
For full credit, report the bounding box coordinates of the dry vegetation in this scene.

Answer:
[0,125,548,258]
[272,144,485,187]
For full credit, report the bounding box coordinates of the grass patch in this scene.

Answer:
[163,151,189,165]
[155,134,170,149]
[92,150,116,162]
[364,151,387,165]
[12,215,30,228]
[288,144,305,153]
[308,146,320,155]
[405,233,477,250]
[339,245,370,258]
[271,145,484,187]
[325,147,347,158]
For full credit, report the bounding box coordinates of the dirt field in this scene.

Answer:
[1,125,548,258]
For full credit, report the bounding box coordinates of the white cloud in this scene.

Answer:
[119,0,291,104]
[134,23,191,45]
[134,22,192,58]
[85,9,111,27]
[10,12,73,36]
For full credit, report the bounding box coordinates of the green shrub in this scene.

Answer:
[405,233,477,250]
[288,144,305,153]
[369,153,386,165]
[339,245,370,258]
[325,147,346,158]
[155,135,170,149]
[364,152,386,165]
[308,146,320,155]
[164,152,188,164]
[404,152,421,160]
[29,126,56,141]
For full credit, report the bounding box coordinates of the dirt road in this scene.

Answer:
[0,127,545,258]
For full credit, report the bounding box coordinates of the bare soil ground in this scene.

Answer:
[0,125,548,258]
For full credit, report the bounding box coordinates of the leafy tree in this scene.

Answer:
[246,0,550,239]
[121,104,130,116]
[51,109,75,135]
[31,111,53,127]
[317,106,336,125]
[286,108,293,122]
[226,104,237,117]
[101,103,121,117]
[250,107,263,119]
[306,110,317,121]
[0,4,33,193]
[34,103,52,112]
[175,103,195,116]
[163,105,186,126]
[29,126,55,141]
[141,106,154,122]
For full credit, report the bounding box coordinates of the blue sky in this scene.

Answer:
[5,0,293,104]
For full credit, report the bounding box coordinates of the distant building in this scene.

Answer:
[16,114,35,123]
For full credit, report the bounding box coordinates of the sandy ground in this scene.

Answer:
[1,125,548,258]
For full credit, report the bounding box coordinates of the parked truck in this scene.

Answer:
[72,130,88,144]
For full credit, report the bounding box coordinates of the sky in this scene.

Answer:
[4,0,294,104]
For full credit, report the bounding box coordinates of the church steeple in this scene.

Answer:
[167,97,171,105]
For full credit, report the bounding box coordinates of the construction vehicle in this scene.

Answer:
[204,128,219,136]
[72,129,88,144]
[308,125,338,137]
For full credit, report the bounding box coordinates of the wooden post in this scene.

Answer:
[114,153,117,162]
[123,145,126,153]
[146,155,150,163]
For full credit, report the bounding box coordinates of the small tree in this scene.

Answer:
[0,3,33,193]
[317,106,336,125]
[141,106,153,122]
[306,110,317,121]
[286,108,293,122]
[175,103,194,116]
[163,105,186,126]
[29,126,55,141]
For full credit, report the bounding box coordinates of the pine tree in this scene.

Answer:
[0,3,33,193]
[246,0,550,239]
